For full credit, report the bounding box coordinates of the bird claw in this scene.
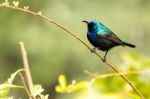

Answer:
[90,47,107,62]
[102,58,106,62]
[90,48,96,53]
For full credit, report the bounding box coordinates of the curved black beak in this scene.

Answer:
[82,20,89,24]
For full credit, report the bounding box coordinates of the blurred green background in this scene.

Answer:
[0,0,150,99]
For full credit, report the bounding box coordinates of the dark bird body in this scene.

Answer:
[82,20,136,61]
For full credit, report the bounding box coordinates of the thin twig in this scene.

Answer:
[87,78,96,99]
[85,70,150,79]
[0,3,145,99]
[19,42,33,94]
[19,73,35,99]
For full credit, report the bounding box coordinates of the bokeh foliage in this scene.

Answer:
[55,53,150,99]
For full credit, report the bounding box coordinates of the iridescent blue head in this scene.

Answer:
[82,20,99,32]
[82,20,111,35]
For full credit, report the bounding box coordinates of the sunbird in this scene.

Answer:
[82,20,136,61]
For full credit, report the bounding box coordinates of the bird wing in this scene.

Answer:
[97,32,125,46]
[97,22,125,46]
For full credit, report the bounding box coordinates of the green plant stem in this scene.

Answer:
[0,3,145,99]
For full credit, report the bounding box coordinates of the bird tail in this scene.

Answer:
[122,41,136,48]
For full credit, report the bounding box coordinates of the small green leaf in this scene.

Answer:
[65,81,88,93]
[55,75,67,93]
[72,81,88,91]
[0,84,23,98]
[55,85,64,93]
[12,1,19,7]
[2,0,9,6]
[58,74,67,89]
[0,84,23,90]
[6,69,24,84]
[39,94,49,99]
[24,6,29,10]
[31,84,44,97]
[0,69,24,98]
[55,74,87,93]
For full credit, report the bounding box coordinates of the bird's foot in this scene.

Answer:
[102,58,106,62]
[90,48,96,53]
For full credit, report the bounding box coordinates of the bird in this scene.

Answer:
[82,20,136,62]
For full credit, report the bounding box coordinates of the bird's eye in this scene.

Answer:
[90,22,94,25]
[89,23,95,27]
[90,22,97,28]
